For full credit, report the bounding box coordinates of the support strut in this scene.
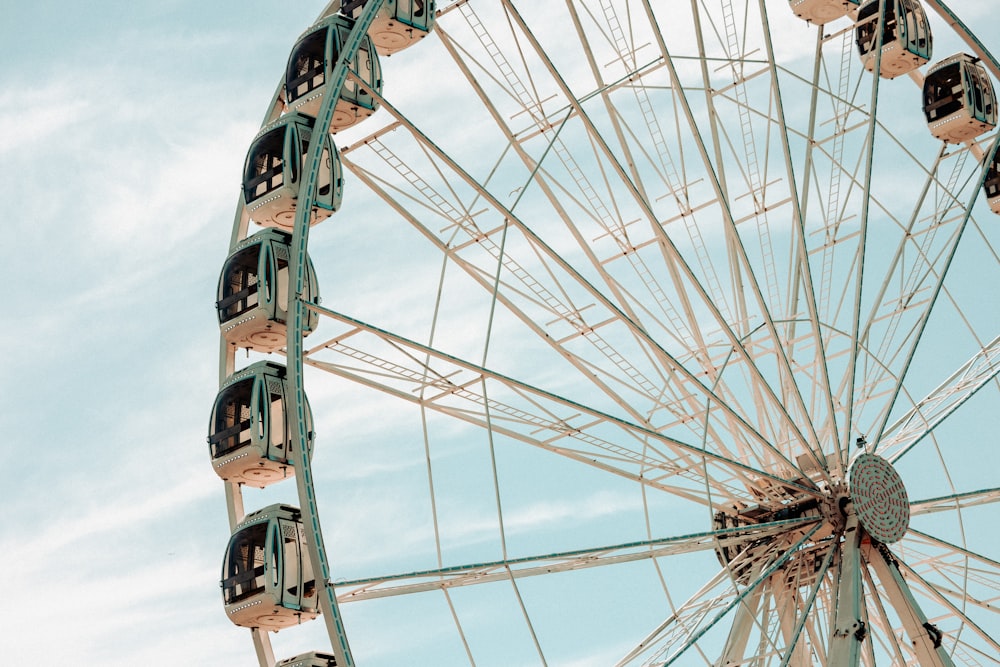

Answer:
[862,541,956,667]
[828,506,864,667]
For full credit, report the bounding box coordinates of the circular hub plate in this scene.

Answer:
[849,453,910,543]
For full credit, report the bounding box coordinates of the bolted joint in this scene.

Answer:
[834,619,865,640]
[922,621,944,649]
[854,620,867,643]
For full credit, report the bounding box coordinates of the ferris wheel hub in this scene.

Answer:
[847,453,910,544]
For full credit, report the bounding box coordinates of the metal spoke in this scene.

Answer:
[909,488,1000,516]
[301,303,824,505]
[905,528,1000,570]
[867,137,1000,449]
[334,517,819,602]
[339,99,807,475]
[619,522,824,665]
[778,541,837,666]
[873,336,1000,462]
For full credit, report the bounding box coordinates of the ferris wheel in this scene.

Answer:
[209,0,1000,665]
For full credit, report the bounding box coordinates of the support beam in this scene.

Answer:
[252,630,275,667]
[862,542,956,667]
[828,508,865,666]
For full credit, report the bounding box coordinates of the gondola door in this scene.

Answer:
[264,373,294,466]
[267,519,283,604]
[279,517,302,610]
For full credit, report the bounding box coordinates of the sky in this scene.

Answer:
[1,1,997,665]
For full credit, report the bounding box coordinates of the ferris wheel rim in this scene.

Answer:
[215,0,1000,664]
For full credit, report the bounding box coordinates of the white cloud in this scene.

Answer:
[4,1,996,665]
[9,479,213,566]
[0,85,95,154]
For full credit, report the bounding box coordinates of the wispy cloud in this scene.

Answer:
[5,1,995,665]
[0,83,95,154]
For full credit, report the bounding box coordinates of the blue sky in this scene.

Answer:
[1,2,309,662]
[2,1,997,665]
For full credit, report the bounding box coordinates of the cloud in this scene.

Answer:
[4,1,996,665]
[323,485,651,576]
[0,84,95,154]
[8,474,214,570]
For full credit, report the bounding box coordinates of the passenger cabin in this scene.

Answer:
[923,53,998,143]
[208,362,313,487]
[276,652,338,667]
[243,112,343,230]
[855,0,931,79]
[221,505,319,631]
[216,229,320,352]
[985,152,1000,215]
[368,0,437,56]
[285,14,383,133]
[788,0,860,24]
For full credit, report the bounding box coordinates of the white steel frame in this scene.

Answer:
[216,0,1000,664]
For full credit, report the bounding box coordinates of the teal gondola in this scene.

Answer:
[855,0,932,79]
[221,505,319,630]
[243,112,343,230]
[368,0,436,56]
[789,0,860,25]
[984,153,1000,215]
[208,361,313,487]
[285,13,383,133]
[922,53,998,143]
[216,229,320,352]
[276,652,338,667]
